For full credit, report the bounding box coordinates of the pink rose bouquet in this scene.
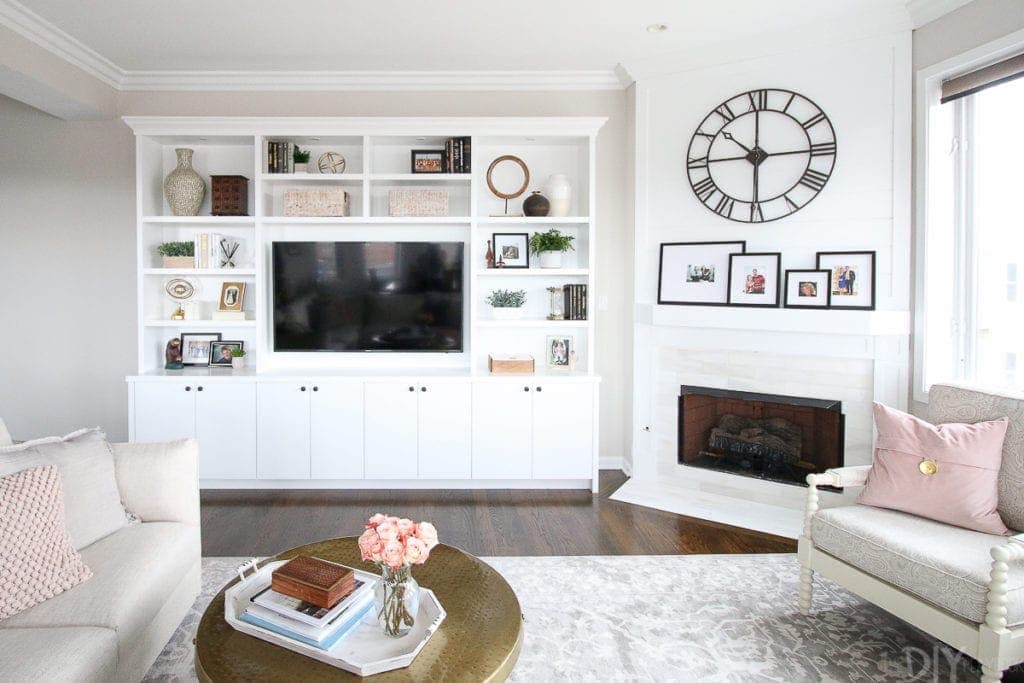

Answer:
[358,513,439,637]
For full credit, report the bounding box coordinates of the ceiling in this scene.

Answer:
[13,0,915,75]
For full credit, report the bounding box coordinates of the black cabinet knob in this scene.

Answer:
[421,387,427,392]
[523,386,530,392]
[300,386,306,392]
[312,386,318,392]
[536,387,542,392]
[408,386,414,392]
[197,386,203,392]
[185,386,191,392]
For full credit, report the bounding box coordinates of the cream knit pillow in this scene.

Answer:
[0,465,92,620]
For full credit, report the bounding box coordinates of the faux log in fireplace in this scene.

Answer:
[678,386,844,487]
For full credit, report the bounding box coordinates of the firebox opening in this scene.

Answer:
[678,386,844,488]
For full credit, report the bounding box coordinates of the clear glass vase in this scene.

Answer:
[375,565,420,637]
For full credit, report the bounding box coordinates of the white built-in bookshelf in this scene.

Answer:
[128,117,602,377]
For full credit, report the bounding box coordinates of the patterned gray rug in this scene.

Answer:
[145,554,980,682]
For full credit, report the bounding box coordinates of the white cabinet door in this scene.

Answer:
[472,383,533,479]
[364,383,418,479]
[195,383,257,479]
[418,383,471,479]
[532,383,595,479]
[310,382,364,479]
[257,382,311,479]
[133,382,196,442]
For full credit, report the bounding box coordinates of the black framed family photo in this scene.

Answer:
[657,241,746,306]
[816,251,876,310]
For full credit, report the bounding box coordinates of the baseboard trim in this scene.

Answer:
[599,456,625,471]
[200,478,594,490]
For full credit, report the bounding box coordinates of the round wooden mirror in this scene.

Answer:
[486,155,530,200]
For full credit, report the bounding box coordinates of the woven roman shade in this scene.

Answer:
[941,52,1024,103]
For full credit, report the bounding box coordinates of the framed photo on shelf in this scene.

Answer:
[727,252,781,307]
[219,282,246,312]
[657,241,746,306]
[784,269,831,309]
[816,251,876,310]
[209,340,243,367]
[179,332,221,366]
[410,150,444,174]
[491,233,530,268]
[546,335,573,369]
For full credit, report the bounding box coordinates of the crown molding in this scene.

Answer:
[117,69,624,92]
[905,0,972,28]
[0,0,123,88]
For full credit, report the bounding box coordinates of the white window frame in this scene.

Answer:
[914,28,1024,403]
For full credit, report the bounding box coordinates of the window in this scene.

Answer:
[921,73,1024,392]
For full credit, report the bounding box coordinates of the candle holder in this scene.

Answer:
[547,286,565,320]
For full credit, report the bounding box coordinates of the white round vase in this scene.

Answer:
[231,357,245,370]
[491,307,524,320]
[164,148,206,216]
[544,173,572,217]
[294,162,309,173]
[538,251,563,268]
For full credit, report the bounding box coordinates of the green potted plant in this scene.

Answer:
[485,289,526,320]
[529,229,575,268]
[156,241,195,268]
[230,347,246,370]
[294,145,311,173]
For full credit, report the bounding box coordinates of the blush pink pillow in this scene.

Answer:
[858,403,1011,535]
[0,465,92,620]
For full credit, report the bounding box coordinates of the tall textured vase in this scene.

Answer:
[164,148,205,216]
[544,173,572,217]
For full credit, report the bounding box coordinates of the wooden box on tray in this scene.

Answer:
[271,556,355,609]
[488,354,535,374]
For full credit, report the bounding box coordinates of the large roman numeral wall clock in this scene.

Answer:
[686,89,836,223]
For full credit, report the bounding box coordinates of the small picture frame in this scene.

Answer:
[816,251,876,310]
[179,332,221,366]
[411,150,445,174]
[727,252,782,307]
[209,340,243,367]
[784,269,831,309]
[219,282,246,312]
[658,241,747,306]
[491,233,530,268]
[546,335,573,369]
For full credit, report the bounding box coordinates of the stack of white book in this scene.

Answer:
[239,571,376,651]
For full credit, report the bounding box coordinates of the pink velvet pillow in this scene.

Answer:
[858,403,1011,535]
[0,465,92,620]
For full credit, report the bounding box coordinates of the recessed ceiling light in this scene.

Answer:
[525,137,536,142]
[416,137,427,142]
[198,137,208,141]
[646,23,668,33]
[310,137,321,142]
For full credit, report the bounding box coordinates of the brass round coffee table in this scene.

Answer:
[195,537,523,681]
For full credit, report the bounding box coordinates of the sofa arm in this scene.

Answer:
[110,438,200,527]
[802,465,873,537]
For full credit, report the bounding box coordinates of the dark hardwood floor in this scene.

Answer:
[201,471,797,557]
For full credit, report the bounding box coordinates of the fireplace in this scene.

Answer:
[678,385,844,487]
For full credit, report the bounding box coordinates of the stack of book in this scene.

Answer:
[239,556,375,651]
[444,137,471,173]
[190,233,236,269]
[563,284,588,320]
[267,141,295,174]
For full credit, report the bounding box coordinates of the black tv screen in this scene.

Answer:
[272,241,464,352]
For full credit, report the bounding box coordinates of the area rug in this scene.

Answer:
[145,554,980,681]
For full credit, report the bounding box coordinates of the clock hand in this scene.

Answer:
[721,132,753,154]
[707,154,749,163]
[754,110,760,148]
[764,148,812,158]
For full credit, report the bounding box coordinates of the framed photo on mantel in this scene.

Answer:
[816,251,876,310]
[657,241,746,306]
[727,252,782,307]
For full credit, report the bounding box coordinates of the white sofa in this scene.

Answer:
[0,439,201,682]
[798,384,1024,682]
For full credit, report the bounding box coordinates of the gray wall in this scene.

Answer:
[0,95,135,439]
[1,90,633,465]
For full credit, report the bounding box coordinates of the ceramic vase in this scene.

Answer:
[376,565,420,637]
[231,356,245,370]
[491,306,524,320]
[538,251,563,268]
[522,191,550,217]
[294,162,309,173]
[164,148,205,216]
[544,174,572,217]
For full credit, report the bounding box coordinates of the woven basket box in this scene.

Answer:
[284,188,350,217]
[388,189,449,217]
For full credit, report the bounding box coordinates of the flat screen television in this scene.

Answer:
[272,241,464,352]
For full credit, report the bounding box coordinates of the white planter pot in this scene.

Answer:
[491,307,524,320]
[294,163,309,173]
[538,251,563,269]
[544,173,572,217]
[231,357,245,370]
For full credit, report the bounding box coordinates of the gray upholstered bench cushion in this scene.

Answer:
[811,504,1024,625]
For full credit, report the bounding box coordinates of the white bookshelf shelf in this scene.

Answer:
[260,173,364,182]
[142,216,255,224]
[476,319,589,328]
[474,268,589,277]
[142,268,256,276]
[261,216,472,225]
[477,217,590,225]
[144,320,257,328]
[368,173,471,182]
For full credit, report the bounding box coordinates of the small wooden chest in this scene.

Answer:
[271,556,355,609]
[210,175,249,216]
[488,354,535,374]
